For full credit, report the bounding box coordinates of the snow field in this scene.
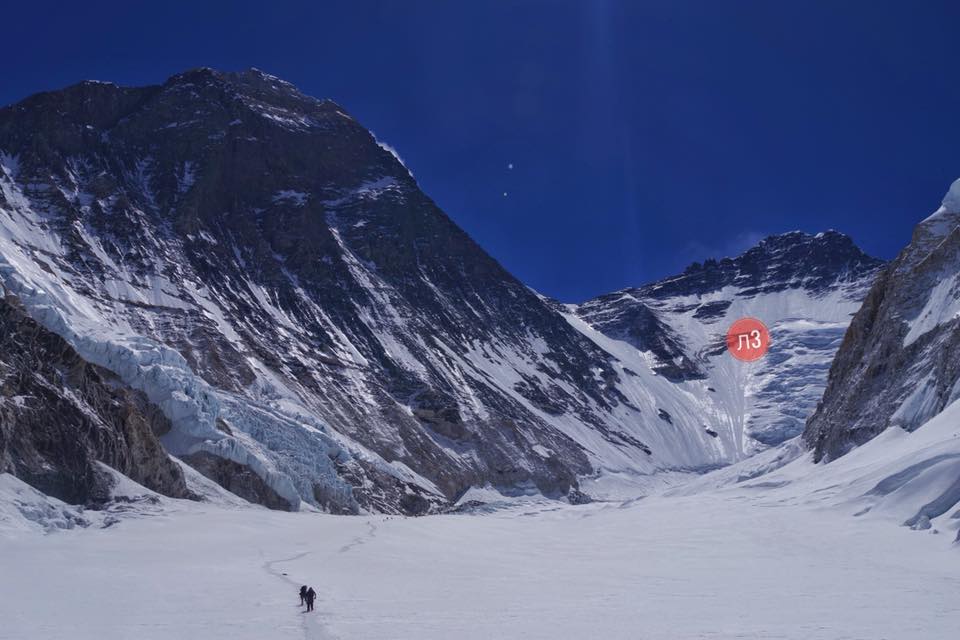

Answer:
[3,399,959,640]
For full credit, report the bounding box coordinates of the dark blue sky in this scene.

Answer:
[4,1,959,301]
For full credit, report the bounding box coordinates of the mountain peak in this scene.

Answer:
[940,177,960,213]
[752,229,851,254]
[678,230,866,275]
[644,229,882,300]
[160,66,334,108]
[0,69,611,513]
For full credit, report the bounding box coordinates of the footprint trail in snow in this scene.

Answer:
[264,551,339,640]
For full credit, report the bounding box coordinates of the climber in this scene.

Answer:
[305,586,317,612]
[299,585,307,606]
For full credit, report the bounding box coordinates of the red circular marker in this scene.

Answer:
[726,317,770,362]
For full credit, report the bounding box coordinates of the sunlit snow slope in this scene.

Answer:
[573,231,882,480]
[1,396,957,640]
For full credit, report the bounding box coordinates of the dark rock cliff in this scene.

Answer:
[0,291,192,505]
[804,185,960,461]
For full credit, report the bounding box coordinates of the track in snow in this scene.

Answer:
[338,520,378,554]
[264,551,338,640]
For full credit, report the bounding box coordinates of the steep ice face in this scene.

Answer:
[940,177,960,213]
[573,231,883,460]
[902,269,960,347]
[918,178,960,238]
[898,180,960,348]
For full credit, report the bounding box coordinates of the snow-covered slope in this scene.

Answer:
[0,474,89,535]
[804,179,960,461]
[678,396,960,544]
[2,396,957,639]
[573,231,882,471]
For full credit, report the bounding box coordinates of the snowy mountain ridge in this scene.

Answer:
[573,230,883,460]
[0,69,883,512]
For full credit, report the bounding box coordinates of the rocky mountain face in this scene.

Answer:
[0,68,887,513]
[574,231,884,452]
[640,231,881,300]
[804,180,960,462]
[0,69,648,513]
[576,292,703,382]
[0,291,191,506]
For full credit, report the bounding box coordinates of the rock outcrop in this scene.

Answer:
[0,292,191,505]
[804,180,960,461]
